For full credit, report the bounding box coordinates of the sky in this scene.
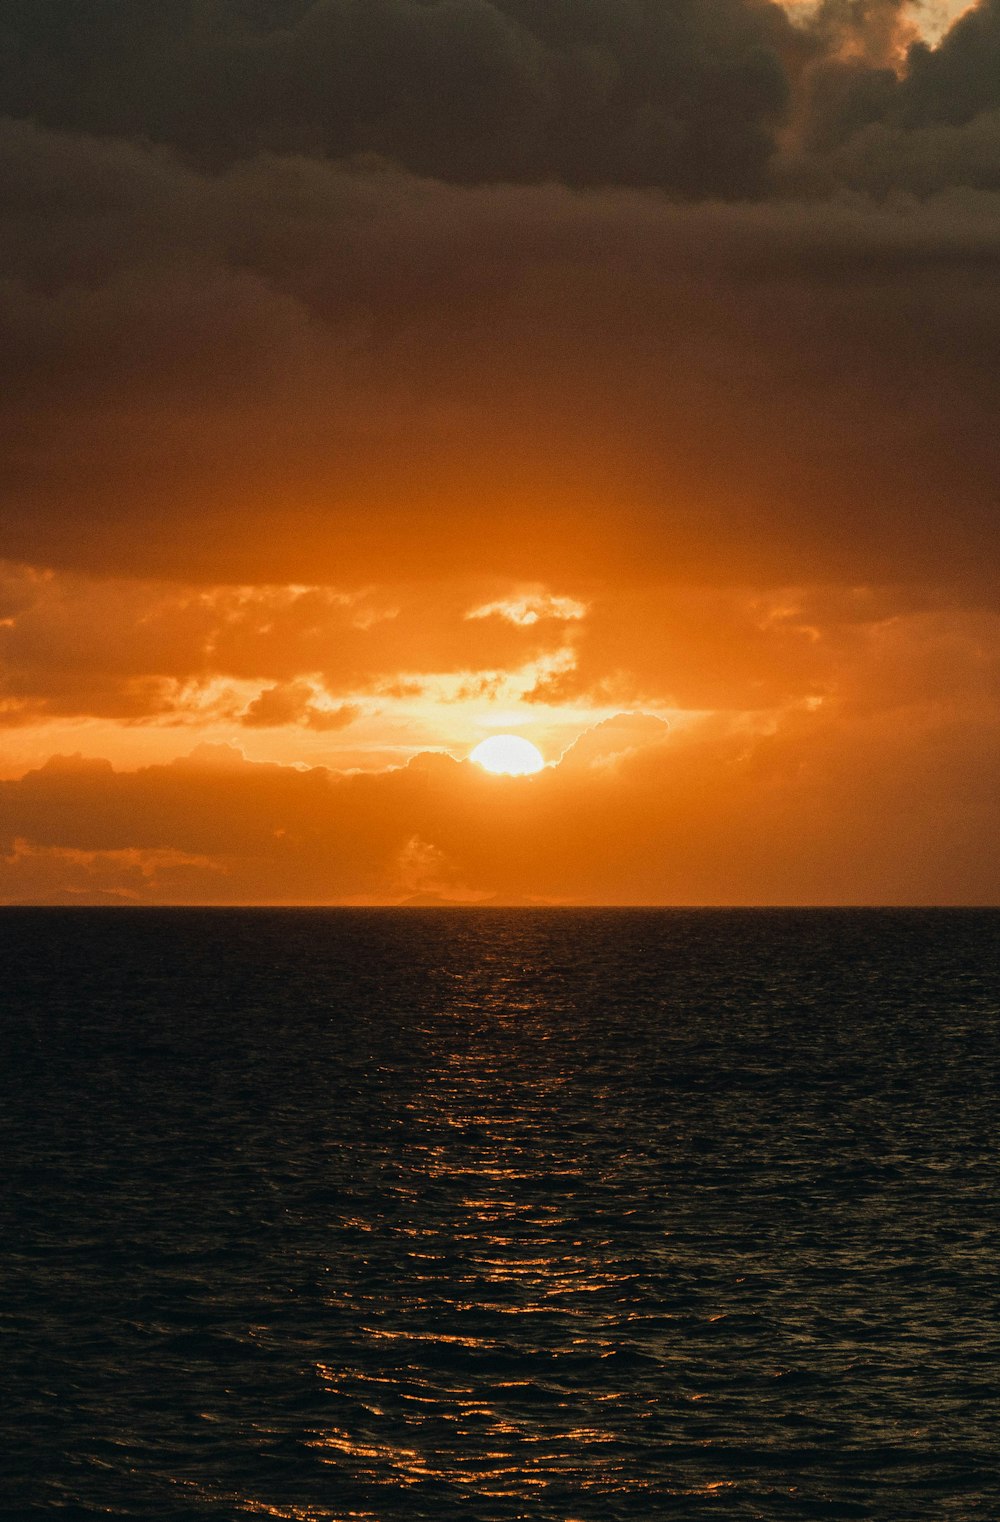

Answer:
[1,0,999,904]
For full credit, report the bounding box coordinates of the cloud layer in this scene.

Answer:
[3,702,997,904]
[1,0,999,900]
[0,0,800,191]
[0,117,997,590]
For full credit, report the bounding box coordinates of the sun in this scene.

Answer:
[470,734,545,776]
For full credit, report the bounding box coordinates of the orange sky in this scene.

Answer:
[2,565,997,903]
[1,0,999,903]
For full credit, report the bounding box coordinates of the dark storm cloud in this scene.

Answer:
[903,0,1000,125]
[0,0,999,595]
[776,0,1000,190]
[5,0,998,190]
[1,116,999,592]
[0,0,797,194]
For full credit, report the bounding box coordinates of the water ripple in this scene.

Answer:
[2,907,999,1520]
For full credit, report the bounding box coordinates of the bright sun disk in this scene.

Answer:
[470,734,545,775]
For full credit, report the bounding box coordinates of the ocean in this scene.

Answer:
[2,908,998,1520]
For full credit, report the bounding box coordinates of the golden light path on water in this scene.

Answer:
[297,934,737,1510]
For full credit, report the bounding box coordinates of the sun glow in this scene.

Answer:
[470,734,545,775]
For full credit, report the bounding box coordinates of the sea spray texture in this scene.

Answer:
[2,909,999,1520]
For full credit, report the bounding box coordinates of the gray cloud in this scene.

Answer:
[903,0,1000,126]
[0,3,998,604]
[1,116,999,595]
[0,0,797,195]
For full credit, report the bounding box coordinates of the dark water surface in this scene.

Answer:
[2,908,999,1521]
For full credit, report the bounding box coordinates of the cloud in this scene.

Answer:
[0,0,797,193]
[1,560,997,738]
[0,120,998,595]
[1,0,999,906]
[0,563,593,724]
[2,706,998,904]
[239,681,361,730]
[903,0,1000,126]
[465,591,588,626]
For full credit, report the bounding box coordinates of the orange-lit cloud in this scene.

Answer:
[2,559,999,905]
[2,701,997,905]
[2,2,999,900]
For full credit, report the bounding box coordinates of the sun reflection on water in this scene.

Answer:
[298,942,661,1510]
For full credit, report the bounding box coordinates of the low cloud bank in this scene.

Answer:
[3,708,997,904]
